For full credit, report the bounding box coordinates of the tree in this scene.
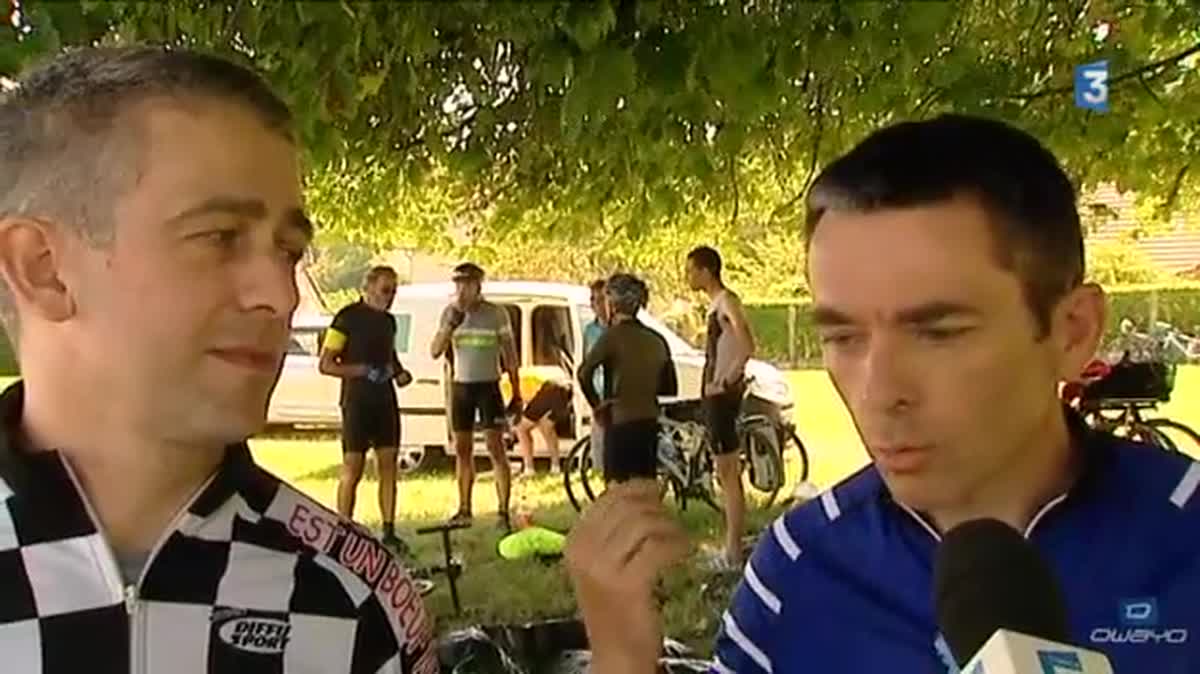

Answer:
[4,0,1199,246]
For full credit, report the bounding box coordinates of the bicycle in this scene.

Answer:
[1070,358,1200,455]
[563,400,722,513]
[1079,399,1200,454]
[563,382,811,512]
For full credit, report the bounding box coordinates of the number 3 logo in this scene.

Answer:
[1075,60,1110,112]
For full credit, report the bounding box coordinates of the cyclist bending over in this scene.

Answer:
[578,274,678,484]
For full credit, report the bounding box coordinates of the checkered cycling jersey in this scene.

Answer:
[0,383,437,674]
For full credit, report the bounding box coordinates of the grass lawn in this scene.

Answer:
[246,366,1200,654]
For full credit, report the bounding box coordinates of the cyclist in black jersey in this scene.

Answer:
[319,265,412,553]
[578,274,677,484]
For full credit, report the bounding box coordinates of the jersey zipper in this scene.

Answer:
[59,457,218,674]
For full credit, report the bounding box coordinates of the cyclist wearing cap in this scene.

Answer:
[578,274,677,483]
[319,265,413,553]
[430,263,521,529]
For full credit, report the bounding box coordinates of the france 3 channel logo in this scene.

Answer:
[1075,60,1110,113]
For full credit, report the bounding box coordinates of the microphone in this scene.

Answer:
[933,518,1113,673]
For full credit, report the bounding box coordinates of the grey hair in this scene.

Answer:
[605,273,648,316]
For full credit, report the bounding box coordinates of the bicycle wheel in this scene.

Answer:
[742,422,784,508]
[1132,423,1181,453]
[579,440,602,504]
[563,436,592,512]
[688,439,723,514]
[1145,418,1200,457]
[782,423,811,483]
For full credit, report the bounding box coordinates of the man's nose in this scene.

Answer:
[239,253,300,318]
[857,334,916,414]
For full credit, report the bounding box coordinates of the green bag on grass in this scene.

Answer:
[497,526,566,561]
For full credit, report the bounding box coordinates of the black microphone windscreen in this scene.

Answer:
[933,518,1070,666]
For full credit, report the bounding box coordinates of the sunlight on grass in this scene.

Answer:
[246,366,1200,653]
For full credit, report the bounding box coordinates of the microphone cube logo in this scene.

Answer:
[1037,650,1084,673]
[1075,60,1110,112]
[1119,597,1158,626]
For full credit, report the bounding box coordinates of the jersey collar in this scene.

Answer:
[880,405,1115,542]
[0,380,268,520]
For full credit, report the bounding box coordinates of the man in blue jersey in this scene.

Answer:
[565,114,1200,673]
[583,279,609,468]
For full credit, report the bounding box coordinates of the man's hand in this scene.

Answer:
[506,394,524,418]
[348,364,370,379]
[703,379,725,398]
[565,480,690,674]
[443,305,466,330]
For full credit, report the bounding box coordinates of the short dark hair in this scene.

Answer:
[805,114,1083,337]
[589,279,607,293]
[452,262,485,282]
[0,46,293,333]
[687,246,722,279]
[364,265,398,287]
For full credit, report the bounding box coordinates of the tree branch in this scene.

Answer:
[1165,163,1191,212]
[727,153,740,228]
[1007,41,1200,102]
[770,80,824,222]
[1137,72,1166,107]
[221,0,245,42]
[911,86,946,118]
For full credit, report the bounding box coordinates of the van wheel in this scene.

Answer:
[397,445,448,475]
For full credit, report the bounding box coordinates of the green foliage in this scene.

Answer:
[306,232,375,295]
[3,1,1198,246]
[1085,238,1171,286]
[0,330,14,376]
[746,284,1200,367]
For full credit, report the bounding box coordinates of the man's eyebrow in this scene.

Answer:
[894,301,981,324]
[810,302,980,327]
[811,305,856,327]
[165,197,313,241]
[166,196,267,225]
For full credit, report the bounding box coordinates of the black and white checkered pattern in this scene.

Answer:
[0,384,437,674]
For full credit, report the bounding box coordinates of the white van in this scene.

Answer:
[267,281,795,472]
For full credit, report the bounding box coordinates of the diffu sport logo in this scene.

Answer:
[214,610,292,654]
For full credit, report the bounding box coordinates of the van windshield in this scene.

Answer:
[577,305,701,356]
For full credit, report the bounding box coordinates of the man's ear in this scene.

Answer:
[0,217,76,323]
[1052,282,1107,381]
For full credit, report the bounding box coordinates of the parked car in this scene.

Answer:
[267,281,795,472]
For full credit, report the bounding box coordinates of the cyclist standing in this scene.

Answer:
[319,265,412,552]
[583,279,610,469]
[578,274,677,484]
[687,246,756,571]
[430,263,521,529]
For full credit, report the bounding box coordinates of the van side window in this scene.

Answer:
[393,313,412,354]
[500,304,522,361]
[532,305,574,370]
[288,328,321,356]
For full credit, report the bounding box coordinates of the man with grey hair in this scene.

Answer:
[0,46,435,672]
[578,274,677,484]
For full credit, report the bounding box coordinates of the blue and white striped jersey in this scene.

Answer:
[713,412,1200,673]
